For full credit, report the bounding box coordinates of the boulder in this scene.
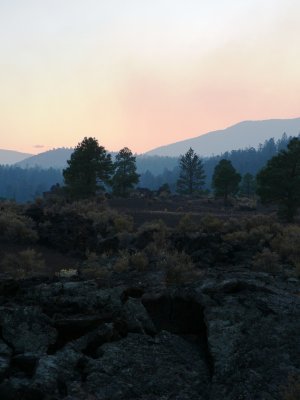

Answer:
[0,306,57,355]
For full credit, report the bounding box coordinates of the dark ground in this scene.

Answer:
[108,196,276,227]
[0,196,299,399]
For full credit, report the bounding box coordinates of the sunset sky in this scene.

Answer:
[0,0,300,154]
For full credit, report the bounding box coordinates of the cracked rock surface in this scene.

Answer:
[0,270,299,400]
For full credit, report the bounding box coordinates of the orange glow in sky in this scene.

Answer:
[0,0,300,154]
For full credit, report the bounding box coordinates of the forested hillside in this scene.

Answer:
[0,167,63,202]
[139,133,294,190]
[0,133,295,201]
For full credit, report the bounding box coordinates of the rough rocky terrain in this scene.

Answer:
[0,267,299,400]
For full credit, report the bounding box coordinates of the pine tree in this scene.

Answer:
[256,137,300,221]
[176,148,206,195]
[212,159,241,202]
[63,137,113,198]
[112,147,140,196]
[239,173,256,197]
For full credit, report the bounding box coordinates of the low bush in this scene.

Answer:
[138,219,168,248]
[0,212,38,243]
[43,199,133,235]
[251,248,281,273]
[222,218,281,248]
[80,251,112,279]
[200,214,224,233]
[113,250,130,272]
[112,213,134,233]
[271,225,300,265]
[1,249,45,278]
[158,250,201,285]
[130,252,149,271]
[177,213,198,233]
[113,250,149,272]
[244,215,276,231]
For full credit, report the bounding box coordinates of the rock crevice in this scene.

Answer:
[0,274,299,399]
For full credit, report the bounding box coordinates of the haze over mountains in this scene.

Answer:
[1,117,300,168]
[0,150,33,165]
[144,117,300,157]
[15,148,74,169]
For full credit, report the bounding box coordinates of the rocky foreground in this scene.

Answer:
[0,269,299,400]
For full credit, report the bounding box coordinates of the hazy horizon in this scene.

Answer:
[1,1,300,154]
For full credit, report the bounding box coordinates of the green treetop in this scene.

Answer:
[176,148,206,195]
[256,137,300,221]
[112,147,140,197]
[239,173,256,197]
[212,159,241,202]
[63,137,113,198]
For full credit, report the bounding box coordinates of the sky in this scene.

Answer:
[0,0,300,155]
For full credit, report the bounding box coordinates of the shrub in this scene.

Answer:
[223,218,281,248]
[251,248,281,273]
[112,213,134,233]
[80,251,112,279]
[116,231,134,248]
[43,199,102,215]
[80,266,111,280]
[244,215,277,231]
[246,225,275,246]
[158,250,201,285]
[143,242,163,259]
[177,213,198,233]
[1,249,45,278]
[222,230,249,246]
[223,217,244,233]
[113,250,149,272]
[138,219,168,248]
[271,225,300,265]
[130,252,149,271]
[200,214,224,233]
[113,250,130,272]
[0,212,38,243]
[79,208,133,235]
[44,200,133,235]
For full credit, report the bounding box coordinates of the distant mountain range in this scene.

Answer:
[1,117,300,168]
[0,150,33,165]
[144,117,300,157]
[15,148,74,169]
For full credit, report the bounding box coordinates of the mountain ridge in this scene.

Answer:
[2,117,300,168]
[15,148,74,169]
[144,117,300,157]
[0,149,33,165]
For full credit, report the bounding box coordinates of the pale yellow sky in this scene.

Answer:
[0,0,300,154]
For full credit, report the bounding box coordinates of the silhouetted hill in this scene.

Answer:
[15,147,177,176]
[145,117,300,156]
[13,118,300,170]
[15,148,74,169]
[0,149,33,165]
